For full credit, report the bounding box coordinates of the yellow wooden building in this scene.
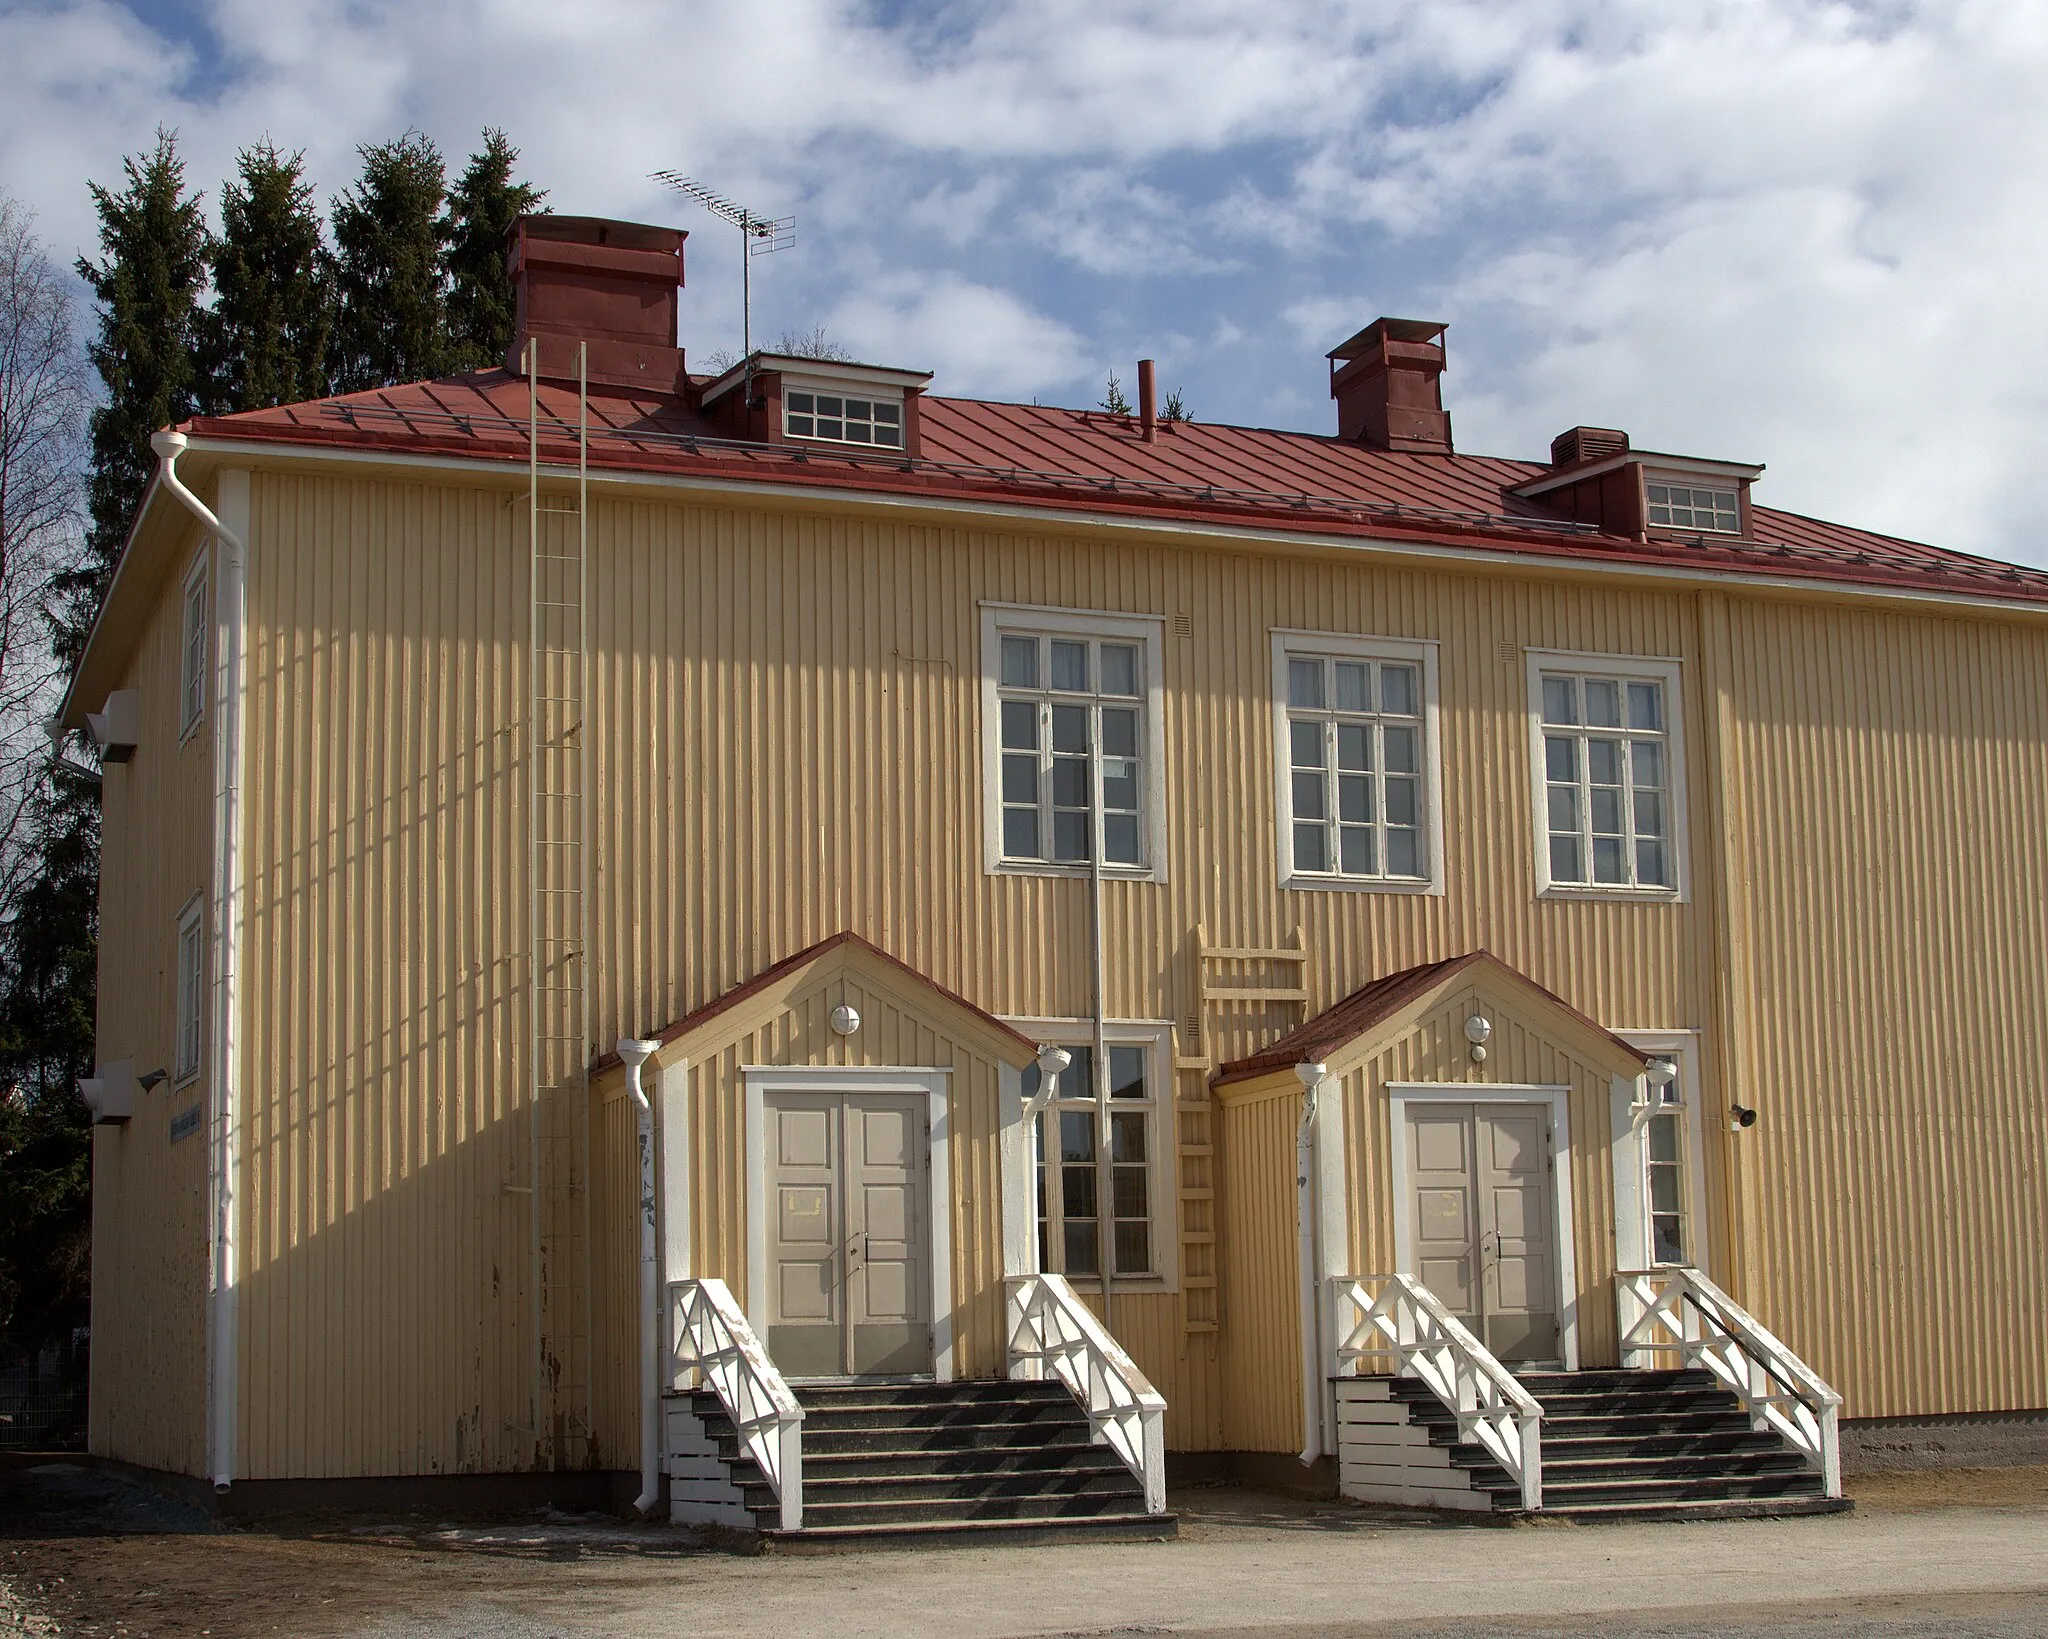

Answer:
[62,214,2047,1535]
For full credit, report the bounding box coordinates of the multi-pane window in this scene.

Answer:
[1022,1041,1158,1279]
[1284,652,1425,880]
[1538,669,1675,891]
[1646,482,1739,534]
[180,556,208,736]
[997,633,1145,867]
[1645,1085,1688,1266]
[176,899,204,1082]
[784,390,903,448]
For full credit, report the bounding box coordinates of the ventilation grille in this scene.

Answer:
[1549,426,1629,468]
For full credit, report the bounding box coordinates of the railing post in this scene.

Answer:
[1518,1415,1543,1510]
[1141,1404,1166,1515]
[777,1416,803,1531]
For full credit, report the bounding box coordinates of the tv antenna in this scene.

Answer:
[650,172,793,391]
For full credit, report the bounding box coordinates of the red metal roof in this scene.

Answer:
[181,368,2048,607]
[1211,950,1648,1087]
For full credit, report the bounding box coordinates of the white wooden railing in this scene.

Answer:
[665,1279,805,1530]
[1006,1274,1168,1514]
[1331,1274,1545,1510]
[1616,1266,1843,1497]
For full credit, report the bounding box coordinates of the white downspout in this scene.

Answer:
[1293,1061,1328,1467]
[617,1039,662,1517]
[153,431,247,1495]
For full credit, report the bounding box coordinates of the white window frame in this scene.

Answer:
[979,603,1168,883]
[179,550,209,740]
[1525,649,1689,903]
[1270,630,1443,895]
[175,894,205,1084]
[1645,475,1741,536]
[1609,1031,1710,1277]
[1005,1016,1178,1290]
[782,377,906,449]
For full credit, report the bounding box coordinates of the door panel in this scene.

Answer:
[1407,1108,1479,1327]
[1403,1099,1561,1365]
[766,1095,844,1376]
[762,1090,933,1378]
[849,1098,931,1375]
[1476,1103,1558,1363]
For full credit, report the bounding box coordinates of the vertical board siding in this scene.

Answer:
[1727,601,2048,1419]
[89,515,213,1476]
[238,473,532,1478]
[173,466,2048,1481]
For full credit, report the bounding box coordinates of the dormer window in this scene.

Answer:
[786,390,903,448]
[1647,482,1739,534]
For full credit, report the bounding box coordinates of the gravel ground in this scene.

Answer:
[1,1461,2044,1638]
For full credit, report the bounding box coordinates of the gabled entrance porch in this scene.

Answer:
[590,932,1175,1544]
[1214,949,1845,1519]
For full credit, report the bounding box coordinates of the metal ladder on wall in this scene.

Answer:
[524,340,594,1469]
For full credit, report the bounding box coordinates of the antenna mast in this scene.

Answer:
[650,172,793,398]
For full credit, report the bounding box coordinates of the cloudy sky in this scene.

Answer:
[4,0,2046,564]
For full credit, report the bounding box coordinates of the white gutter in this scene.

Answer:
[153,431,247,1494]
[1293,1062,1328,1466]
[617,1038,663,1517]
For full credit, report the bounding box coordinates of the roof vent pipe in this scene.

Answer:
[1137,359,1157,443]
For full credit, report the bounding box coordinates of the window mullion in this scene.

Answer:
[1620,735,1640,888]
[1578,731,1595,873]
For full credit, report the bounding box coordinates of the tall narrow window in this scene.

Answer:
[176,898,204,1082]
[983,608,1165,879]
[180,554,208,737]
[1645,1086,1688,1266]
[1020,1034,1168,1281]
[1529,653,1686,898]
[1272,633,1441,892]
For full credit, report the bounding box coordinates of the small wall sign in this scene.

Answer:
[170,1104,203,1144]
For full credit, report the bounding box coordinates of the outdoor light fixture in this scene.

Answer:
[828,1003,861,1037]
[1730,1103,1758,1131]
[1464,1014,1492,1064]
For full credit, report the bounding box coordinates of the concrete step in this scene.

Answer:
[759,1511,1177,1552]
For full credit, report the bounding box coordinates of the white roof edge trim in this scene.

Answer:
[699,356,935,407]
[1511,451,1767,499]
[56,469,175,729]
[161,433,2048,624]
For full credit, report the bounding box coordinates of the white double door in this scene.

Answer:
[764,1090,933,1378]
[1405,1101,1561,1363]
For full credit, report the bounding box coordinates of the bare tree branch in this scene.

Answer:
[0,196,88,918]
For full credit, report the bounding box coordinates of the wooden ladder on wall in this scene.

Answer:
[1174,927,1310,1338]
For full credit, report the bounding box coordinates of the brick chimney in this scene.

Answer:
[1327,318,1452,454]
[507,215,687,396]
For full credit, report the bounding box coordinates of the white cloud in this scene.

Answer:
[5,1,2048,559]
[827,273,1090,398]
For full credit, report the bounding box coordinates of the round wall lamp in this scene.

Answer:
[829,1003,862,1037]
[1464,1014,1492,1065]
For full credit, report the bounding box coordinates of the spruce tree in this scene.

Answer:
[329,131,448,392]
[441,130,544,374]
[65,128,208,664]
[203,141,332,413]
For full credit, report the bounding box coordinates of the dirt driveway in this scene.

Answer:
[3,1462,2046,1638]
